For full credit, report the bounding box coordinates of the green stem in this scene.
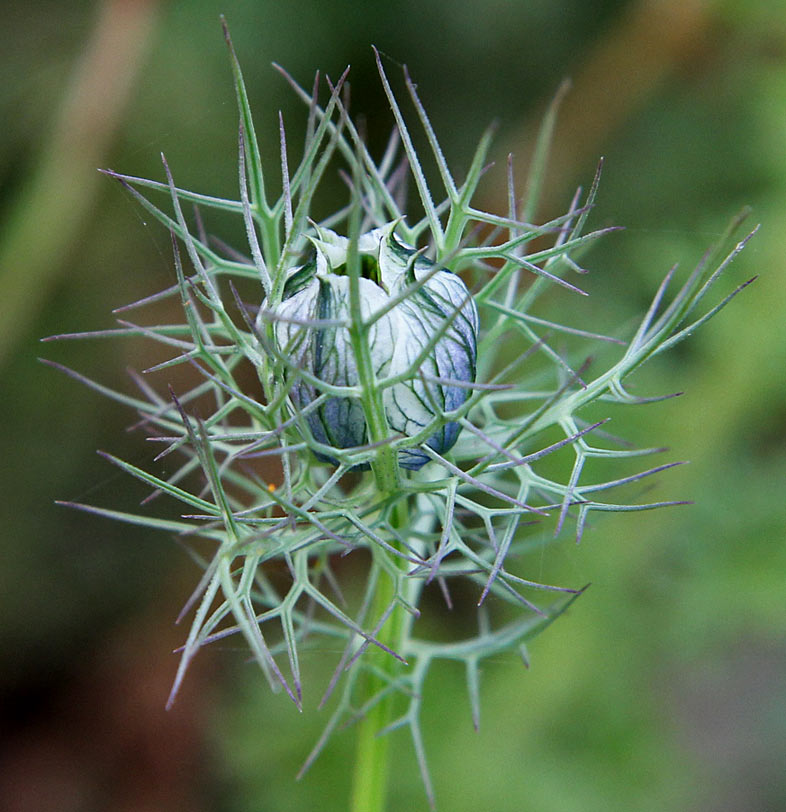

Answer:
[349,498,409,812]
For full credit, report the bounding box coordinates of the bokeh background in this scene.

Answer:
[1,0,784,810]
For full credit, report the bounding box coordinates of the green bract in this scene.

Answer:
[274,223,478,469]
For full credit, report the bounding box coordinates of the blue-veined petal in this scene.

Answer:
[273,225,477,470]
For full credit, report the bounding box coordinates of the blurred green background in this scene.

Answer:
[1,0,784,810]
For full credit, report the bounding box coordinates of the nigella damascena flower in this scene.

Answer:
[273,223,478,470]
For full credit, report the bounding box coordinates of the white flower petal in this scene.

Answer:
[274,224,478,470]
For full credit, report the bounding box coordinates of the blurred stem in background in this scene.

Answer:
[0,0,160,367]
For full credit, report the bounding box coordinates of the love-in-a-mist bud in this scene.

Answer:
[273,224,478,469]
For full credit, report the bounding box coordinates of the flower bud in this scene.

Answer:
[273,224,478,470]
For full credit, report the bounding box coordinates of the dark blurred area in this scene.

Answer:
[1,1,784,810]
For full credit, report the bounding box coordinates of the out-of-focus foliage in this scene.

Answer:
[1,1,783,811]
